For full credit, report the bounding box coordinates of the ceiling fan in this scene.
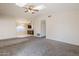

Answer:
[23,5,39,14]
[16,3,46,14]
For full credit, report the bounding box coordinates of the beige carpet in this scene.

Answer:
[0,37,79,56]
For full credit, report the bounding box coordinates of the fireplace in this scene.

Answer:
[27,30,34,35]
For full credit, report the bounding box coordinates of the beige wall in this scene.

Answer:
[46,10,79,45]
[0,17,16,39]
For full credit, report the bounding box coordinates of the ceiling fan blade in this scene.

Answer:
[33,9,39,11]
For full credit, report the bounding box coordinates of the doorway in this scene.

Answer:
[41,20,46,37]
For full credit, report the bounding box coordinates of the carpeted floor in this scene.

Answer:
[0,36,79,56]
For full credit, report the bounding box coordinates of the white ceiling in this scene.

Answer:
[0,3,79,20]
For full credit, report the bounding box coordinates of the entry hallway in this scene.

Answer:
[0,37,79,56]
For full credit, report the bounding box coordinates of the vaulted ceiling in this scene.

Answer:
[0,3,79,20]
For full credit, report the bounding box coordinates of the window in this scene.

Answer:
[16,25,25,32]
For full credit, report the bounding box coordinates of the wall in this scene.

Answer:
[46,9,79,45]
[0,16,16,39]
